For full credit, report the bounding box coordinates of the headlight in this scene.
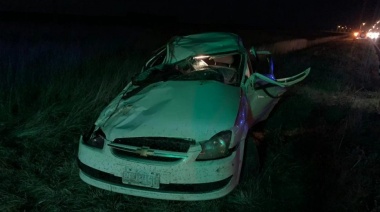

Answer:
[82,126,105,149]
[196,130,232,160]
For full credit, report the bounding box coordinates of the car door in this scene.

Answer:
[244,74,286,125]
[244,68,311,125]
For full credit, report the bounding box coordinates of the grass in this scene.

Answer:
[1,23,379,211]
[252,39,380,211]
[0,24,154,211]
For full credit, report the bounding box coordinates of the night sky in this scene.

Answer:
[1,0,380,30]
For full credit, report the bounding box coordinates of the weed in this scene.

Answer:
[1,24,379,211]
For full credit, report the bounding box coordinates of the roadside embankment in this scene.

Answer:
[258,35,349,54]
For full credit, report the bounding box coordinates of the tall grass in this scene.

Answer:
[245,39,380,211]
[1,24,379,211]
[0,24,155,211]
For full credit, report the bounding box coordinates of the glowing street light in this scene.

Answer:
[360,22,366,30]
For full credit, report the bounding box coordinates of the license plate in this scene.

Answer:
[122,170,160,189]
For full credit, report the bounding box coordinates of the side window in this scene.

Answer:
[256,54,271,75]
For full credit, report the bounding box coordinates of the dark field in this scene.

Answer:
[0,22,379,211]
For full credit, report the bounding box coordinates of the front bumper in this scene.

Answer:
[77,136,243,201]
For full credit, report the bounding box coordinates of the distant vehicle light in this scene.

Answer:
[354,32,359,37]
[367,32,379,39]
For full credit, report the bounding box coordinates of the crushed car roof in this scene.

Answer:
[164,32,246,64]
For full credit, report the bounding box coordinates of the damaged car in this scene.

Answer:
[77,32,310,201]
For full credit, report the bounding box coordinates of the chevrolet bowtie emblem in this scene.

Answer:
[135,146,154,157]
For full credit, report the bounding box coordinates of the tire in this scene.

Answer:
[239,136,260,182]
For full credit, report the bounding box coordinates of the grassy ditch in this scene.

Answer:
[0,26,379,211]
[235,39,380,211]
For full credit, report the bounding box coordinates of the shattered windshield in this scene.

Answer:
[132,54,241,86]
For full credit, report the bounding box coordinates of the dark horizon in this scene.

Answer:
[2,0,380,31]
[0,10,342,31]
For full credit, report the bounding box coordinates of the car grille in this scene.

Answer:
[114,137,194,152]
[110,137,195,162]
[112,149,181,162]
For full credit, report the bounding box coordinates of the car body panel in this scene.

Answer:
[78,134,243,200]
[244,68,310,125]
[100,80,240,142]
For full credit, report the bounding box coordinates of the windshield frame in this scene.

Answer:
[134,51,244,87]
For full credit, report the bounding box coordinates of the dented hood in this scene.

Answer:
[98,81,240,142]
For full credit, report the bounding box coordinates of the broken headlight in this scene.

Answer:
[82,126,105,149]
[196,130,232,161]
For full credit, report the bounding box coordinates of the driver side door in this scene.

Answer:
[244,74,286,125]
[244,67,310,125]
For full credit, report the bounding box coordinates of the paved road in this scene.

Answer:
[370,39,380,75]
